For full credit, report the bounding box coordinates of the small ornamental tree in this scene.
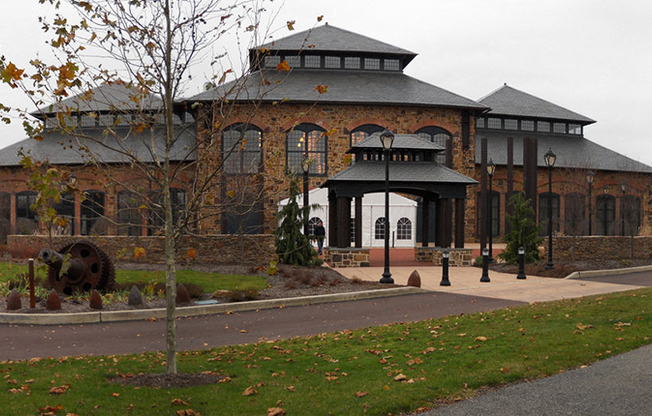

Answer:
[499,191,543,264]
[275,178,318,266]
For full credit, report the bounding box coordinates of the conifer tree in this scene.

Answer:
[499,192,543,264]
[274,178,318,266]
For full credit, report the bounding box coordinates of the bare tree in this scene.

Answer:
[0,0,302,374]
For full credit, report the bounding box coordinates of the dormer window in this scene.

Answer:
[325,56,341,68]
[304,55,321,68]
[504,119,518,130]
[264,55,280,68]
[364,58,380,70]
[521,120,535,131]
[537,121,550,132]
[553,122,566,134]
[344,57,361,69]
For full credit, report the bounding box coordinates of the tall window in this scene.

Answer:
[564,193,585,236]
[350,124,384,147]
[416,126,451,164]
[374,217,387,240]
[117,190,142,236]
[538,192,560,236]
[397,217,412,240]
[81,190,105,235]
[596,195,615,235]
[148,188,186,235]
[0,192,10,243]
[476,191,500,237]
[16,191,38,235]
[622,195,640,235]
[287,123,327,175]
[222,124,262,174]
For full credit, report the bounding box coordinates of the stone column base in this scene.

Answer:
[415,247,473,266]
[323,247,370,267]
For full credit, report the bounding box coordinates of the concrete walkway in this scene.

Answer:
[335,265,652,303]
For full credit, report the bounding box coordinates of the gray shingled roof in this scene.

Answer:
[479,85,595,124]
[0,126,196,167]
[477,131,652,173]
[189,69,488,110]
[326,160,478,184]
[352,133,445,152]
[258,24,417,60]
[33,82,163,116]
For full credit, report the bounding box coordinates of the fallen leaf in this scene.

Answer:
[172,398,190,406]
[242,386,257,396]
[268,407,286,416]
[475,336,488,342]
[394,374,407,382]
[286,385,295,392]
[49,384,70,395]
[356,391,368,398]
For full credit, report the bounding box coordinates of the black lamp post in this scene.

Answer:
[544,148,556,270]
[621,181,627,236]
[486,159,496,262]
[516,246,526,279]
[440,250,450,286]
[301,156,310,237]
[586,171,594,236]
[379,129,394,284]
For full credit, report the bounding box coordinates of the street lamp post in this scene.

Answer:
[621,181,627,236]
[301,156,310,237]
[544,148,556,270]
[586,171,594,236]
[379,129,395,284]
[486,159,496,262]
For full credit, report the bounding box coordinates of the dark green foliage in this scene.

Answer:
[499,192,543,264]
[274,179,318,266]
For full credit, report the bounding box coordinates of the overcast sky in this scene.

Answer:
[1,0,650,166]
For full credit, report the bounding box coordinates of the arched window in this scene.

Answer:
[308,217,323,236]
[396,217,412,240]
[53,193,75,235]
[287,123,327,175]
[374,217,387,240]
[222,124,262,174]
[564,193,585,236]
[416,126,451,164]
[81,190,106,235]
[596,194,615,235]
[16,191,38,235]
[539,192,560,236]
[350,124,384,147]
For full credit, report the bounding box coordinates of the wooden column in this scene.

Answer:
[354,197,362,248]
[336,197,351,248]
[421,198,430,247]
[328,191,337,248]
[435,198,444,247]
[455,198,465,248]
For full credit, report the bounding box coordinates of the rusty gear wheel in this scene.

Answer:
[46,240,116,295]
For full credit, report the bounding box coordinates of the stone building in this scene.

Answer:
[0,23,649,261]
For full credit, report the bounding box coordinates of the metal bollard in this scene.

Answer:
[440,250,450,286]
[517,246,527,279]
[480,248,490,282]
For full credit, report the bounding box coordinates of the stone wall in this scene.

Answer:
[415,247,473,266]
[550,236,652,261]
[323,247,370,267]
[7,234,276,266]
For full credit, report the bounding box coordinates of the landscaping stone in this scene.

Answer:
[6,289,21,310]
[407,270,421,288]
[46,289,61,311]
[176,283,191,305]
[128,285,144,306]
[89,290,103,310]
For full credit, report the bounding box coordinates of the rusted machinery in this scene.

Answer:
[39,240,116,295]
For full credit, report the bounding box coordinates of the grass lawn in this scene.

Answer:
[0,261,268,295]
[1,287,651,415]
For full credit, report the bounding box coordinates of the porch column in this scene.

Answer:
[328,191,337,247]
[435,198,444,247]
[455,198,465,248]
[354,196,362,248]
[421,198,429,247]
[442,199,452,248]
[336,197,351,248]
